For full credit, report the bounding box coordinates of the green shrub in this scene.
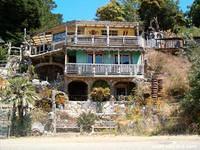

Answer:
[77,112,97,132]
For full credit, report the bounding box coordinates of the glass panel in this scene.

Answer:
[95,54,103,64]
[121,55,129,64]
[114,55,118,64]
[53,32,66,42]
[87,54,93,63]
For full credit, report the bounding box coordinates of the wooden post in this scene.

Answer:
[65,25,68,45]
[107,25,110,46]
[136,23,139,36]
[65,51,68,73]
[75,25,78,44]
[8,42,11,56]
[118,50,120,73]
[52,90,57,134]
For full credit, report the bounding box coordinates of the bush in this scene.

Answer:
[77,112,97,132]
[90,87,110,102]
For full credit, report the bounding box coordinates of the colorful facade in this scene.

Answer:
[30,21,145,101]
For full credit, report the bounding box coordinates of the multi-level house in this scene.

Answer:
[30,21,145,101]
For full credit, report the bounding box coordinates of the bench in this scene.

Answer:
[91,120,117,133]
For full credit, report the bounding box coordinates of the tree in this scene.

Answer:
[139,0,185,31]
[0,0,62,44]
[120,0,141,22]
[182,46,200,126]
[188,0,200,27]
[0,77,39,135]
[96,0,125,21]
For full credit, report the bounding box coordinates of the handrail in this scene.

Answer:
[65,63,144,76]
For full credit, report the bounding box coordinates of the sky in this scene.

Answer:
[53,0,194,22]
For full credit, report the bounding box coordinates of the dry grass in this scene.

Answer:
[147,50,191,100]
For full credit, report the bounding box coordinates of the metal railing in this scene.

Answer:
[65,63,144,76]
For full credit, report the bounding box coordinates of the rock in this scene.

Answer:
[32,79,40,85]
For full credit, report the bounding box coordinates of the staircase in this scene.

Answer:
[151,75,163,99]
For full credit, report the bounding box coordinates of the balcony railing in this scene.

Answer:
[72,35,144,47]
[30,35,145,56]
[65,63,144,76]
[146,38,184,49]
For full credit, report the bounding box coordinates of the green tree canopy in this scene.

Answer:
[120,0,141,22]
[0,0,62,44]
[96,0,125,21]
[188,0,200,27]
[139,0,185,31]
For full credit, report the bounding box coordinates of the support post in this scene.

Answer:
[65,50,68,73]
[136,23,139,36]
[107,25,110,46]
[118,50,120,73]
[65,25,68,45]
[75,25,78,44]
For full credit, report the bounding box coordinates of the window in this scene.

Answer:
[101,30,118,36]
[95,54,103,64]
[123,30,128,36]
[121,55,130,64]
[114,54,130,64]
[77,27,84,35]
[110,30,118,36]
[87,54,93,63]
[53,32,66,42]
[101,30,107,36]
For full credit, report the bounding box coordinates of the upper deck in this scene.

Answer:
[30,21,145,56]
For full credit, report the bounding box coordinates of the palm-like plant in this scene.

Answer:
[1,77,39,118]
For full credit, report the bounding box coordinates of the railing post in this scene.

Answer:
[93,65,96,75]
[123,36,125,45]
[78,66,81,74]
[107,25,110,46]
[105,66,108,75]
[75,25,78,44]
[92,35,94,45]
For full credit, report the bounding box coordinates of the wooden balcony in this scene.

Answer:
[30,36,145,56]
[71,35,144,47]
[65,63,144,77]
[146,38,184,49]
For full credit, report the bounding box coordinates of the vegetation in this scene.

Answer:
[90,87,111,112]
[139,0,185,31]
[0,0,62,44]
[0,77,39,136]
[96,0,125,21]
[188,0,200,27]
[77,112,97,132]
[0,46,7,60]
[90,87,111,102]
[181,46,200,133]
